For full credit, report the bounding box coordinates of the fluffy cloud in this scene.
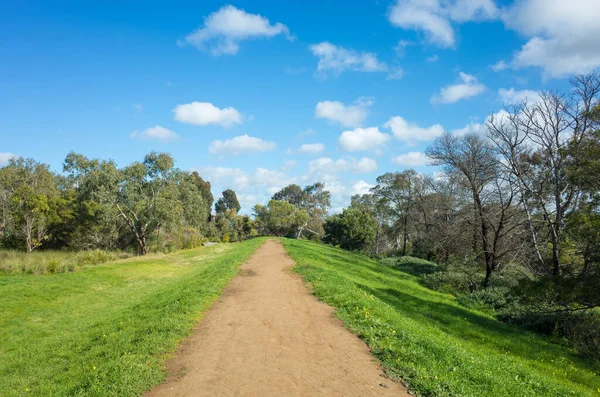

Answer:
[350,180,375,196]
[296,143,325,154]
[392,151,430,167]
[173,102,242,127]
[338,127,392,152]
[0,152,16,166]
[388,0,498,48]
[498,88,541,104]
[130,125,179,142]
[209,134,276,156]
[308,157,377,174]
[500,0,600,78]
[384,116,445,142]
[193,166,251,190]
[451,122,485,136]
[431,72,485,104]
[180,5,293,55]
[315,98,371,128]
[310,42,387,76]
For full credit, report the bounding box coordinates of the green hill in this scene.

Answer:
[282,238,600,397]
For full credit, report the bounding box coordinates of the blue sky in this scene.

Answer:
[1,0,598,213]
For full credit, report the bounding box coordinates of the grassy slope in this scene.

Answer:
[282,239,600,397]
[0,238,265,397]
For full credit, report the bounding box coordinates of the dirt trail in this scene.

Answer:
[146,240,409,397]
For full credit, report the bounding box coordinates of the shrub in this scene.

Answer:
[74,249,119,266]
[379,255,437,277]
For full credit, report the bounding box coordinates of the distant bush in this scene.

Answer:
[74,249,119,266]
[378,255,437,277]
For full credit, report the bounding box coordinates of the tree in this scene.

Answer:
[215,189,240,214]
[487,74,600,276]
[114,152,180,255]
[253,200,309,237]
[0,158,63,252]
[372,170,421,256]
[323,207,377,251]
[427,132,521,288]
[270,182,330,238]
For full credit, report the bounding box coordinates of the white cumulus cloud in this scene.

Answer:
[500,0,600,78]
[388,0,498,48]
[498,87,541,104]
[384,116,445,143]
[173,102,242,127]
[338,127,391,153]
[310,42,387,77]
[0,152,16,166]
[308,157,377,174]
[130,125,179,142]
[315,98,372,128]
[180,5,293,56]
[431,72,485,104]
[296,143,325,154]
[350,180,375,196]
[209,134,276,156]
[392,151,430,167]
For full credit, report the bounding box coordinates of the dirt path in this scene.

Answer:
[146,240,409,397]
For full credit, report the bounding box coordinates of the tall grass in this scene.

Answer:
[282,239,600,397]
[0,249,133,275]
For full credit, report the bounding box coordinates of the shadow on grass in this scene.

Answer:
[356,282,587,366]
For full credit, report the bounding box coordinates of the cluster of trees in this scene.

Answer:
[0,152,251,254]
[253,183,331,238]
[322,73,600,355]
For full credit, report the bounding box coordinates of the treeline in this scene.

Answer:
[323,73,600,358]
[0,152,253,254]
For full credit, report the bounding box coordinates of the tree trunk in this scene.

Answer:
[401,215,408,256]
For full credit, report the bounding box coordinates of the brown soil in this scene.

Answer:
[145,239,409,397]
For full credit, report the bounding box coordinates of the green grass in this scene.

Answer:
[0,238,265,396]
[282,239,600,397]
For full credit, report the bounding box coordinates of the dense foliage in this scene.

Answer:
[0,152,249,256]
[325,73,600,359]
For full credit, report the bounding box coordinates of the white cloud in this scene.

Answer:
[134,104,143,111]
[388,0,498,48]
[498,87,541,104]
[338,127,392,152]
[173,102,242,127]
[310,42,387,77]
[308,157,377,174]
[490,60,508,72]
[500,0,600,78]
[427,55,440,63]
[384,116,445,143]
[394,40,414,57]
[296,143,325,154]
[130,125,179,142]
[181,5,293,55]
[194,166,251,190]
[0,152,16,166]
[315,98,372,128]
[431,72,485,104]
[451,121,485,136]
[387,67,405,80]
[392,151,430,167]
[209,134,276,156]
[350,180,375,196]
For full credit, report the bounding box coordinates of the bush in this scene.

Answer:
[379,255,437,277]
[74,249,119,266]
[458,286,516,313]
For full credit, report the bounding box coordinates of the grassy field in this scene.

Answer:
[0,238,265,396]
[282,239,600,397]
